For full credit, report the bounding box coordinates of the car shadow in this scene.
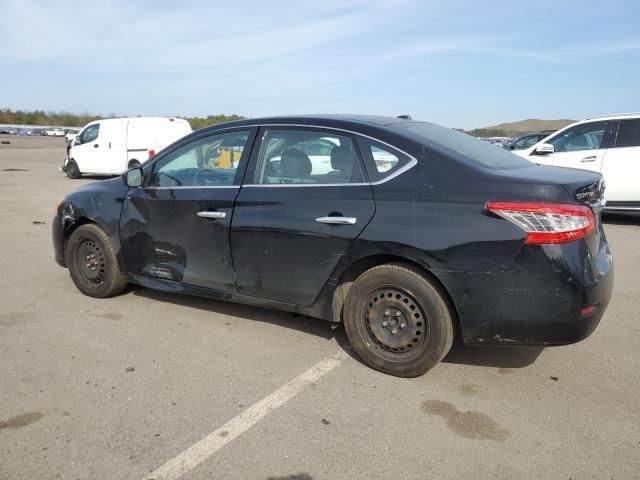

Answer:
[130,287,340,341]
[129,286,544,370]
[442,338,544,369]
[602,212,640,226]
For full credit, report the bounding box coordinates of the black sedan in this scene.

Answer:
[507,130,556,150]
[52,115,613,377]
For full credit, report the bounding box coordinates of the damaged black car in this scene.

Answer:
[53,115,613,377]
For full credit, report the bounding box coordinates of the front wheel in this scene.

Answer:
[343,264,454,377]
[66,224,128,298]
[66,159,81,179]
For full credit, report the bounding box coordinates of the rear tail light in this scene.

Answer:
[486,202,595,244]
[148,149,155,159]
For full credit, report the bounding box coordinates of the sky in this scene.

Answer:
[1,0,639,129]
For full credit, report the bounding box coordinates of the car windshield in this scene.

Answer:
[395,122,533,170]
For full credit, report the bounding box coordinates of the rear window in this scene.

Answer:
[396,123,533,170]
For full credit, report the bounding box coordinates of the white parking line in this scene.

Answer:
[143,350,348,480]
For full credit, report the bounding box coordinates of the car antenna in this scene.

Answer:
[396,114,412,120]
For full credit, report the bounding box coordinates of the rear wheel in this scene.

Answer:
[66,224,127,298]
[343,264,454,377]
[66,159,81,179]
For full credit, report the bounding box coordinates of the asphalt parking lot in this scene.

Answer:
[1,135,639,480]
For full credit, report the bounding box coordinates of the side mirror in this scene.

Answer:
[124,167,143,187]
[73,137,81,146]
[532,143,554,156]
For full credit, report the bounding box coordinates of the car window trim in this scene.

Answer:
[148,185,240,190]
[238,123,417,187]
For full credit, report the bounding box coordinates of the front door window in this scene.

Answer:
[548,122,608,153]
[149,131,250,187]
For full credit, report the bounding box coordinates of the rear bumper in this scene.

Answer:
[440,233,614,346]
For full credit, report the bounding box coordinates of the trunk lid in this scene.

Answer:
[491,163,604,208]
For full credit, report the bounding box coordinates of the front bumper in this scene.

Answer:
[52,213,66,267]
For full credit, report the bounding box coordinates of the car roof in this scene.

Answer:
[583,112,640,121]
[201,114,417,131]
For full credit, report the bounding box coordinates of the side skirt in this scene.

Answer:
[129,275,335,322]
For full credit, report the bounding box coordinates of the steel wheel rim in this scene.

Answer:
[364,286,429,355]
[76,239,105,287]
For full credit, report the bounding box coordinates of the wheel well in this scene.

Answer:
[332,255,460,333]
[62,217,96,257]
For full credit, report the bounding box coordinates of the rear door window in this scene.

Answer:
[253,129,365,185]
[614,119,640,148]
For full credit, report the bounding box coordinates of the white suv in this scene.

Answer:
[514,113,640,211]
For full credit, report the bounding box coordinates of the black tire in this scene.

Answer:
[66,159,81,179]
[128,159,141,169]
[65,224,127,298]
[343,264,454,377]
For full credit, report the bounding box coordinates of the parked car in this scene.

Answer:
[53,115,613,377]
[514,113,640,211]
[506,131,555,150]
[62,117,192,178]
[45,127,66,136]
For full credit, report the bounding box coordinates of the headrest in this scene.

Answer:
[280,148,312,177]
[330,146,354,171]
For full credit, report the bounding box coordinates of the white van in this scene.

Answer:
[514,113,640,211]
[63,117,192,178]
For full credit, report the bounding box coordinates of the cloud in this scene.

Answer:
[0,0,418,70]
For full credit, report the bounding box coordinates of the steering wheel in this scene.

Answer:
[193,169,227,186]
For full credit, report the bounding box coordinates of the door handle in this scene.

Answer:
[93,144,99,148]
[197,211,226,219]
[581,156,597,163]
[316,216,357,225]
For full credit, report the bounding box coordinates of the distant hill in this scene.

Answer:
[485,119,576,133]
[465,118,576,138]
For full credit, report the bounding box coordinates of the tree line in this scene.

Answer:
[1,108,518,137]
[0,108,245,130]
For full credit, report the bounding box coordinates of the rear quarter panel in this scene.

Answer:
[330,146,591,343]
